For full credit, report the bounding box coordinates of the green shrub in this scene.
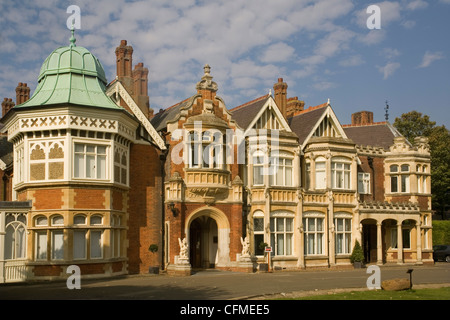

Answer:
[350,240,364,263]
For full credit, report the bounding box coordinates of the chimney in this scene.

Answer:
[115,40,134,93]
[15,82,30,105]
[351,111,374,126]
[286,96,305,118]
[132,62,152,118]
[273,78,288,119]
[2,98,15,118]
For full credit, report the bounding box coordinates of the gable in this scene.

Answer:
[290,103,347,150]
[246,96,292,133]
[106,81,167,150]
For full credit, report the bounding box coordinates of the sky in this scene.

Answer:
[0,0,449,127]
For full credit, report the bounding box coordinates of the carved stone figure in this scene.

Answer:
[240,236,250,257]
[178,237,189,261]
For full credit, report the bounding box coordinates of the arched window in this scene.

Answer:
[5,214,26,260]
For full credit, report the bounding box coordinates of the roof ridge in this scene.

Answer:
[229,94,269,112]
[290,102,328,118]
[342,121,387,128]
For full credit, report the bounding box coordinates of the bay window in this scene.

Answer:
[74,143,107,179]
[253,212,265,256]
[315,157,326,189]
[332,157,351,190]
[269,155,293,187]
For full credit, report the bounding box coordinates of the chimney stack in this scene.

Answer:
[273,78,288,119]
[15,82,30,105]
[2,98,15,118]
[351,111,374,126]
[286,96,305,118]
[115,40,134,93]
[132,62,152,118]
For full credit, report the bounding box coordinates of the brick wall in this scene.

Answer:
[358,155,385,202]
[128,143,163,274]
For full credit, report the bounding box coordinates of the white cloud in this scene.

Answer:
[382,48,401,60]
[259,42,296,63]
[339,55,365,67]
[405,0,428,11]
[377,62,400,79]
[418,51,445,68]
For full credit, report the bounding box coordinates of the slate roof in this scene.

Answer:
[150,97,194,131]
[288,103,328,145]
[343,121,402,150]
[229,95,270,130]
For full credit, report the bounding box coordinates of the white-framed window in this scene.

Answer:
[270,215,294,256]
[74,143,107,179]
[390,164,410,193]
[303,216,324,255]
[73,214,104,260]
[90,230,103,259]
[252,152,265,186]
[51,230,64,260]
[358,172,371,194]
[269,154,293,187]
[15,145,24,183]
[253,211,265,256]
[417,165,428,194]
[390,227,411,249]
[73,230,87,259]
[111,215,122,258]
[335,218,352,254]
[114,146,128,185]
[315,157,326,190]
[35,231,48,260]
[332,157,351,190]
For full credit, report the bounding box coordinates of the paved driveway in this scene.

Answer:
[1,263,449,300]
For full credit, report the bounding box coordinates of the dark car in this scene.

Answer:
[433,245,450,262]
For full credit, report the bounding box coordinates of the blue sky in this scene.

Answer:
[1,0,449,127]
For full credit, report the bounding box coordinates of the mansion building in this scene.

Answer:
[0,35,433,283]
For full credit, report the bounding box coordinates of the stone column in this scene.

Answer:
[0,211,5,283]
[377,221,383,265]
[397,222,403,264]
[416,221,423,264]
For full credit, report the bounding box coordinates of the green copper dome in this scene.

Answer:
[15,31,121,110]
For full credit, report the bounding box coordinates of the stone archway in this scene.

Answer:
[185,207,231,268]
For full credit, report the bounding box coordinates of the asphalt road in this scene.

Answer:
[1,263,449,300]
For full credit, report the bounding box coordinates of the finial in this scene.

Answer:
[69,25,76,47]
[385,100,389,121]
[327,98,331,105]
[204,64,211,75]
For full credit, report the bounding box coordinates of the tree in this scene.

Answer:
[393,111,435,143]
[394,111,450,218]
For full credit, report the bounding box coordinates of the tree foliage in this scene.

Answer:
[394,111,450,216]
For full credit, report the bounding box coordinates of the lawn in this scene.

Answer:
[284,287,450,300]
